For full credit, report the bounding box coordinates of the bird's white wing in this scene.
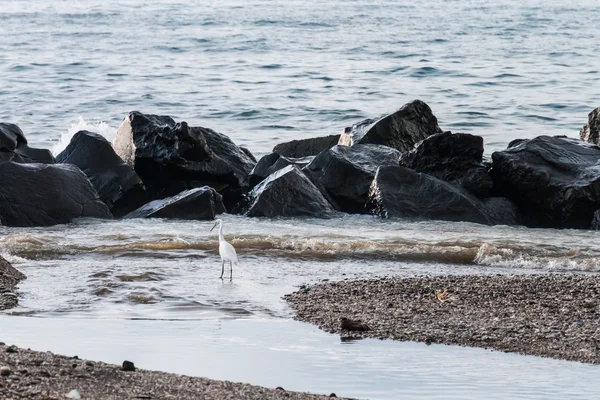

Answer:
[220,241,238,263]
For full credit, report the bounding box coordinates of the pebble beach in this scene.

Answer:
[285,274,600,364]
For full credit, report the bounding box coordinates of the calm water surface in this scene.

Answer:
[2,1,600,399]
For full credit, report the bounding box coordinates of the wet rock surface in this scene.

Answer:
[273,135,340,158]
[368,165,495,225]
[305,144,401,213]
[0,162,112,227]
[580,107,600,145]
[0,123,54,164]
[0,256,25,311]
[338,100,442,153]
[112,111,255,211]
[285,275,600,364]
[491,135,600,228]
[249,153,293,189]
[0,345,351,400]
[245,165,335,218]
[124,187,225,220]
[56,130,146,217]
[400,131,493,198]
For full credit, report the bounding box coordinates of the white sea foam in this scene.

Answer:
[52,117,117,156]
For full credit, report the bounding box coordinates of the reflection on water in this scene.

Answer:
[1,215,599,399]
[1,316,599,400]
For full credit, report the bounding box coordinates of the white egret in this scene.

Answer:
[210,218,238,280]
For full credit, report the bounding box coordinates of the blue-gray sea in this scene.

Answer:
[2,1,600,399]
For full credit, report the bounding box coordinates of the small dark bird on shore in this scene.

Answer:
[340,317,370,332]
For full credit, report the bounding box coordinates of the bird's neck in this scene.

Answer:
[218,223,224,242]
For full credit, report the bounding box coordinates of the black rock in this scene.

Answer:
[0,123,54,164]
[6,345,18,353]
[304,144,401,213]
[248,153,292,189]
[481,197,521,226]
[0,162,112,227]
[591,210,600,230]
[56,130,146,217]
[400,131,493,198]
[112,112,255,211]
[273,134,340,158]
[368,166,495,225]
[124,187,225,220]
[240,146,257,162]
[245,165,335,218]
[491,136,600,228]
[338,100,442,152]
[580,107,600,145]
[121,360,136,372]
[340,317,370,332]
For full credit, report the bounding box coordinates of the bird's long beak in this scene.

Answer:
[210,222,218,232]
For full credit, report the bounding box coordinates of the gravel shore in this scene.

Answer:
[285,274,600,364]
[0,343,347,400]
[0,256,25,311]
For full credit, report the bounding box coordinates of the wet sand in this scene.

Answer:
[285,274,600,364]
[0,343,347,400]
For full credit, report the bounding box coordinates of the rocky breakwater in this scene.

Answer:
[256,99,518,224]
[112,111,255,212]
[0,112,256,226]
[2,102,600,228]
[0,256,25,311]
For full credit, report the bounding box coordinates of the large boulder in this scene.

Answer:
[124,187,225,220]
[248,153,292,189]
[580,107,600,145]
[56,130,146,217]
[273,134,340,158]
[245,165,335,218]
[369,166,501,225]
[338,100,442,152]
[400,131,493,198]
[492,135,600,228]
[304,144,401,213]
[0,162,112,227]
[0,123,54,164]
[112,111,255,211]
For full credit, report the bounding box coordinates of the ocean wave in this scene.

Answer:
[3,233,599,272]
[52,116,117,155]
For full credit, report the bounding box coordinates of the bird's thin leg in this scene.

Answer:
[230,261,233,281]
[220,260,224,279]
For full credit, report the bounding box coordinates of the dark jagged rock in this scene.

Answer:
[368,166,495,225]
[492,135,600,229]
[245,165,335,218]
[591,210,600,230]
[338,100,442,152]
[305,144,401,213]
[124,187,225,220]
[240,146,257,162]
[249,153,292,189]
[273,134,340,158]
[0,162,112,227]
[0,123,54,164]
[400,131,493,198]
[580,107,600,145]
[56,130,146,217]
[112,112,255,211]
[482,197,521,226]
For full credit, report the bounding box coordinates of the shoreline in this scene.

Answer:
[0,343,348,400]
[284,274,600,365]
